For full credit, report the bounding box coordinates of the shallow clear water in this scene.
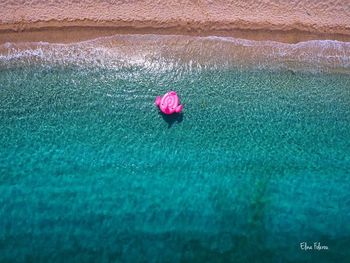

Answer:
[0,36,350,262]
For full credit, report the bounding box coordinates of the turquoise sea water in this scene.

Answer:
[0,35,350,262]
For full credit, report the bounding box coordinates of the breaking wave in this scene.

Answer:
[1,34,349,73]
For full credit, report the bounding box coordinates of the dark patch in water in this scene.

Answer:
[159,111,184,128]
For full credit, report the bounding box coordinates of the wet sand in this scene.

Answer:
[1,25,350,45]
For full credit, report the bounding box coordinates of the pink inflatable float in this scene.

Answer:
[155,91,183,115]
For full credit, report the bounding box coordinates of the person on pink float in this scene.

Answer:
[155,91,183,115]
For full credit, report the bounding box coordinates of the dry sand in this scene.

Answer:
[1,0,350,43]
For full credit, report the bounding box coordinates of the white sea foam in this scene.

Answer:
[0,34,349,74]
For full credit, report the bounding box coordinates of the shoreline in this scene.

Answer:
[2,33,350,75]
[1,23,350,45]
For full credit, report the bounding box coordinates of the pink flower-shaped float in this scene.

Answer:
[155,91,183,115]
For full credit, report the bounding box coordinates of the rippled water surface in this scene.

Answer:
[0,35,350,262]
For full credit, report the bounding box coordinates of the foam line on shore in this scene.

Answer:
[1,34,349,74]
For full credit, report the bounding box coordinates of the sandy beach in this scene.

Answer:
[1,0,350,43]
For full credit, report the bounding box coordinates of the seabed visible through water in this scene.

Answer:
[0,35,350,262]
